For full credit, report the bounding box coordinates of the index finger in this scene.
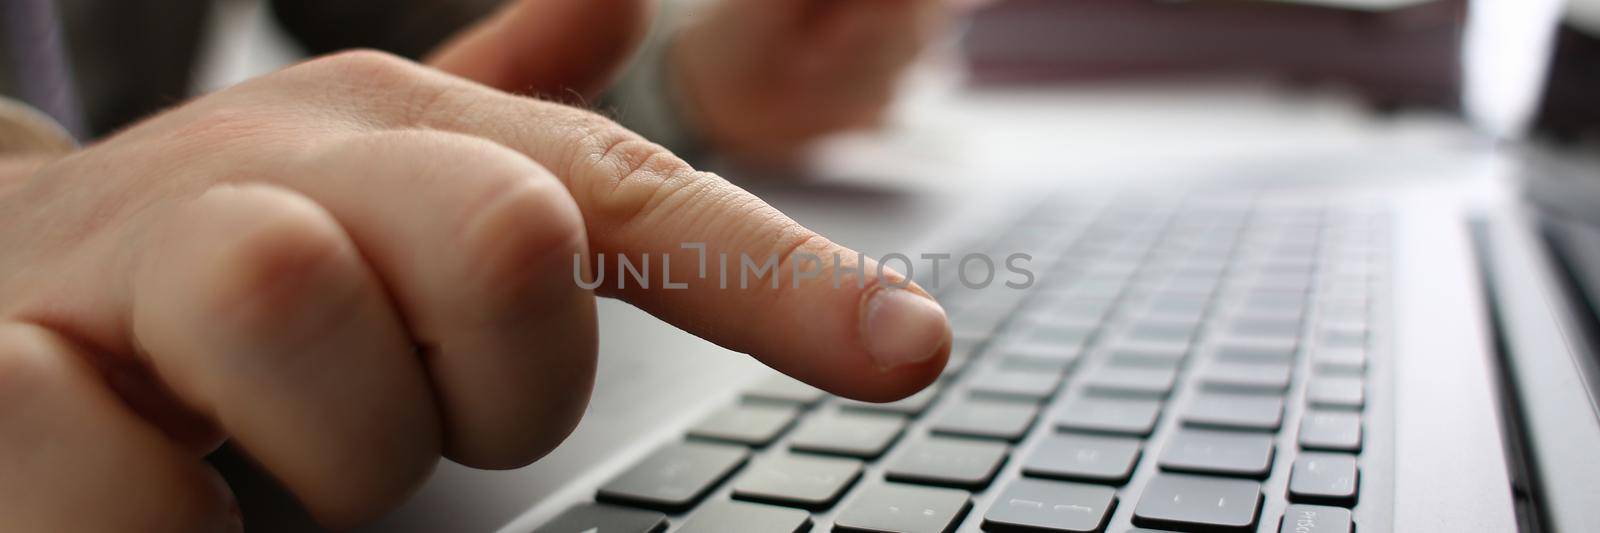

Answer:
[415,69,950,401]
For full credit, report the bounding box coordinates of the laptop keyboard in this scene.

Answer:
[533,196,1388,533]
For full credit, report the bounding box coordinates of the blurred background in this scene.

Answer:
[184,0,1597,146]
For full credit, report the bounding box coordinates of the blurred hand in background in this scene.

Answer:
[671,0,967,162]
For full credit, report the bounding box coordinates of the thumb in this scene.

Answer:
[427,0,653,100]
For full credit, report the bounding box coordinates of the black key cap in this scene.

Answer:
[967,368,1064,401]
[731,453,861,510]
[931,398,1039,442]
[743,375,826,406]
[1307,377,1365,410]
[1298,411,1363,452]
[1213,337,1299,362]
[1134,474,1262,532]
[1081,366,1177,398]
[788,412,905,459]
[983,478,1117,532]
[1183,392,1285,431]
[840,384,943,417]
[596,442,749,512]
[1054,396,1163,437]
[1159,429,1275,478]
[1279,504,1354,533]
[533,503,666,533]
[1200,362,1292,394]
[1289,453,1359,505]
[885,437,1009,489]
[687,403,800,447]
[676,500,811,533]
[1022,433,1142,485]
[834,482,971,533]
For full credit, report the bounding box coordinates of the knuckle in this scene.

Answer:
[273,49,444,127]
[201,187,359,329]
[297,49,421,85]
[461,170,588,300]
[570,124,703,233]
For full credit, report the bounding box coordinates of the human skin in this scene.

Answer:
[0,0,956,530]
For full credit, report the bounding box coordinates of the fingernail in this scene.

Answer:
[860,285,950,369]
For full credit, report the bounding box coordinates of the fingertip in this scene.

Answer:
[859,283,951,371]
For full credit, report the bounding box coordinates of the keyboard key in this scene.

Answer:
[1127,317,1201,343]
[937,338,981,379]
[1025,322,1098,347]
[533,503,667,533]
[597,442,749,512]
[998,354,1076,374]
[687,403,800,447]
[1307,377,1365,410]
[1279,504,1354,533]
[950,303,1014,340]
[885,437,1009,489]
[967,367,1064,401]
[1200,362,1292,394]
[1313,347,1367,375]
[1320,323,1367,348]
[1054,396,1163,437]
[1134,474,1262,532]
[1289,453,1359,505]
[1242,291,1308,314]
[1040,298,1115,322]
[1022,433,1142,485]
[834,482,971,533]
[1159,429,1275,478]
[731,454,862,510]
[931,398,1039,442]
[840,384,943,417]
[788,412,906,459]
[1141,293,1212,317]
[942,351,973,379]
[1227,316,1303,340]
[983,478,1117,533]
[743,375,826,406]
[1081,366,1178,398]
[1106,341,1189,368]
[1183,392,1285,431]
[1214,337,1299,362]
[1299,411,1363,452]
[677,500,811,533]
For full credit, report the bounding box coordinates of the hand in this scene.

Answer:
[0,50,949,531]
[672,0,958,161]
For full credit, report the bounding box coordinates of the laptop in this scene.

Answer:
[228,3,1596,532]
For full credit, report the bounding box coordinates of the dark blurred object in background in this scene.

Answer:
[960,0,1466,112]
[1533,21,1600,142]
